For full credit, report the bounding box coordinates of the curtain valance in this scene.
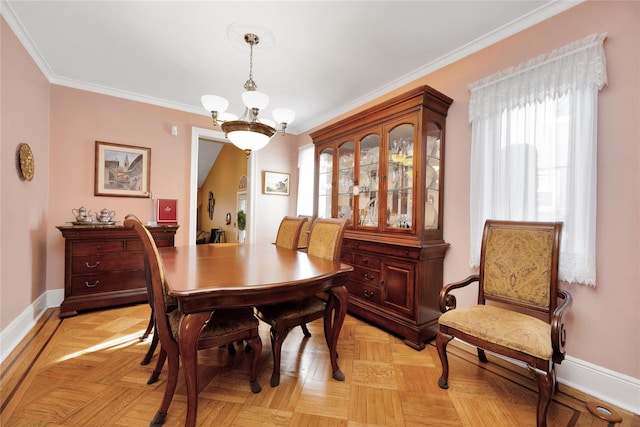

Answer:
[468,33,607,122]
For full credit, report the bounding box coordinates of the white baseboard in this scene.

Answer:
[558,356,640,415]
[1,292,639,415]
[0,289,64,362]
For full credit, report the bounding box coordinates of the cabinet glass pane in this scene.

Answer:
[358,134,380,227]
[425,122,441,229]
[387,124,414,229]
[318,148,333,218]
[337,141,354,222]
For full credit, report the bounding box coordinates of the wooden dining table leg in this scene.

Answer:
[178,311,210,427]
[326,285,348,381]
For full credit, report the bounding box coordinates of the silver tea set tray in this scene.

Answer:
[70,207,117,226]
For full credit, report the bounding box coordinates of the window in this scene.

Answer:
[468,33,607,285]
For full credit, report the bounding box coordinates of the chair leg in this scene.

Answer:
[150,353,179,427]
[528,365,555,427]
[269,327,289,387]
[436,332,454,389]
[300,323,312,337]
[245,335,262,394]
[477,348,488,363]
[140,308,155,341]
[147,346,167,385]
[140,327,159,365]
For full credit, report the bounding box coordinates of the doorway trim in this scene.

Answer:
[189,127,256,244]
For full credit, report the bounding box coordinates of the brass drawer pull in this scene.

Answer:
[363,273,375,281]
[85,261,100,268]
[363,289,374,298]
[362,258,369,264]
[85,281,100,288]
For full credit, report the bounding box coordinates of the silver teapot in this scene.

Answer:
[95,208,116,223]
[72,206,93,223]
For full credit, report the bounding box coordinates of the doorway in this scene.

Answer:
[189,127,256,244]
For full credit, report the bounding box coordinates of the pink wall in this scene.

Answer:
[1,18,51,329]
[300,1,640,379]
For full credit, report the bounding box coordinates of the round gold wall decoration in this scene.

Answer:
[17,143,35,181]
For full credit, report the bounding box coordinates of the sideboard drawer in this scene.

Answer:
[347,281,381,304]
[353,253,381,269]
[72,241,123,256]
[71,253,144,274]
[70,271,146,296]
[349,266,381,287]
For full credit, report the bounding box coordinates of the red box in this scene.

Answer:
[156,199,178,224]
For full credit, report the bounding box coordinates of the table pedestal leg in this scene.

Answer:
[178,312,210,427]
[325,285,348,381]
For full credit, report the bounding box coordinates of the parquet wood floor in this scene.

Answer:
[1,304,637,426]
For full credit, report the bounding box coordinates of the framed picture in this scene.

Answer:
[95,141,151,198]
[263,171,290,195]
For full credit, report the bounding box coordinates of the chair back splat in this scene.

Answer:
[124,214,262,426]
[436,220,571,427]
[275,216,308,250]
[255,217,348,387]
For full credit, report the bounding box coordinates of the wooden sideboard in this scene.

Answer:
[56,224,178,318]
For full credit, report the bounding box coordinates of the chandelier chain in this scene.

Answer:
[244,33,258,92]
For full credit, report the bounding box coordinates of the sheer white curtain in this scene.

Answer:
[469,33,607,285]
[296,143,315,216]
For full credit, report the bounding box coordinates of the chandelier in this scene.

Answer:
[201,33,295,157]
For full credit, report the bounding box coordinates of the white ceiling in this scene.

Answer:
[3,1,580,134]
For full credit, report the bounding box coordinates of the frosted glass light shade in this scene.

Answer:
[222,120,276,154]
[242,91,269,110]
[272,108,295,125]
[227,131,271,152]
[201,95,229,113]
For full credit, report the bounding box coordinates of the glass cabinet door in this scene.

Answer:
[425,122,441,229]
[337,141,355,222]
[317,147,333,218]
[357,133,380,227]
[386,122,415,230]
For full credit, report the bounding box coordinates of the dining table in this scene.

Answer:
[158,242,354,427]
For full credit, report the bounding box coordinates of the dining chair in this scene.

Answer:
[255,217,348,387]
[296,215,316,250]
[274,216,308,249]
[124,215,262,426]
[436,220,572,427]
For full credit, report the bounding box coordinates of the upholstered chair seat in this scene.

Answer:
[438,305,553,359]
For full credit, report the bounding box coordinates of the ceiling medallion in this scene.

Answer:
[17,143,35,181]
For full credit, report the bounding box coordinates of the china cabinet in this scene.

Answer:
[311,86,452,349]
[57,224,178,318]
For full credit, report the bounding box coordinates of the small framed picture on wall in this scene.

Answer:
[263,171,290,196]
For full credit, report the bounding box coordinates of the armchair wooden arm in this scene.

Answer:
[551,289,573,363]
[438,275,479,313]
